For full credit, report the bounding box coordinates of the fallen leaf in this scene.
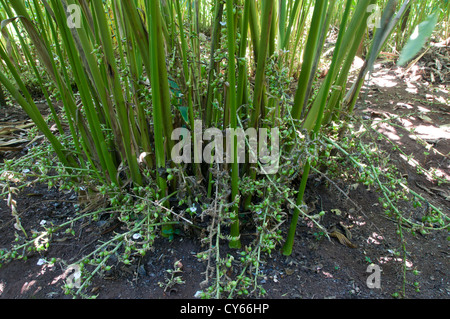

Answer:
[418,114,433,123]
[339,222,353,240]
[331,209,342,216]
[329,225,357,248]
[285,268,294,276]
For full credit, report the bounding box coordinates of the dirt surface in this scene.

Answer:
[0,58,448,300]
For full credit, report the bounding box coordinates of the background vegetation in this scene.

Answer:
[0,0,448,298]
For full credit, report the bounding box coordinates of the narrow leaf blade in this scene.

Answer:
[397,11,439,66]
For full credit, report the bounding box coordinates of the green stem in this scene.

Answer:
[226,0,241,249]
[282,160,311,256]
[290,0,327,121]
[244,0,274,209]
[282,0,329,256]
[248,0,274,129]
[205,0,224,127]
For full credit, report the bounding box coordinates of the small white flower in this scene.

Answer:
[132,233,142,240]
[190,205,197,213]
[40,220,47,226]
[37,258,46,266]
[73,271,81,280]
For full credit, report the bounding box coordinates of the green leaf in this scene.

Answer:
[178,106,189,124]
[397,11,439,66]
[169,79,180,93]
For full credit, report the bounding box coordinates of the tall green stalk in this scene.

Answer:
[205,0,224,127]
[225,0,241,249]
[248,0,274,129]
[322,0,377,125]
[290,0,327,121]
[145,0,178,237]
[282,0,328,257]
[243,0,274,209]
[175,0,202,178]
[236,0,251,111]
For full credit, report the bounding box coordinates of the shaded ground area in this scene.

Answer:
[0,58,448,299]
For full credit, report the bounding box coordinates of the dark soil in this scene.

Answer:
[0,60,448,300]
